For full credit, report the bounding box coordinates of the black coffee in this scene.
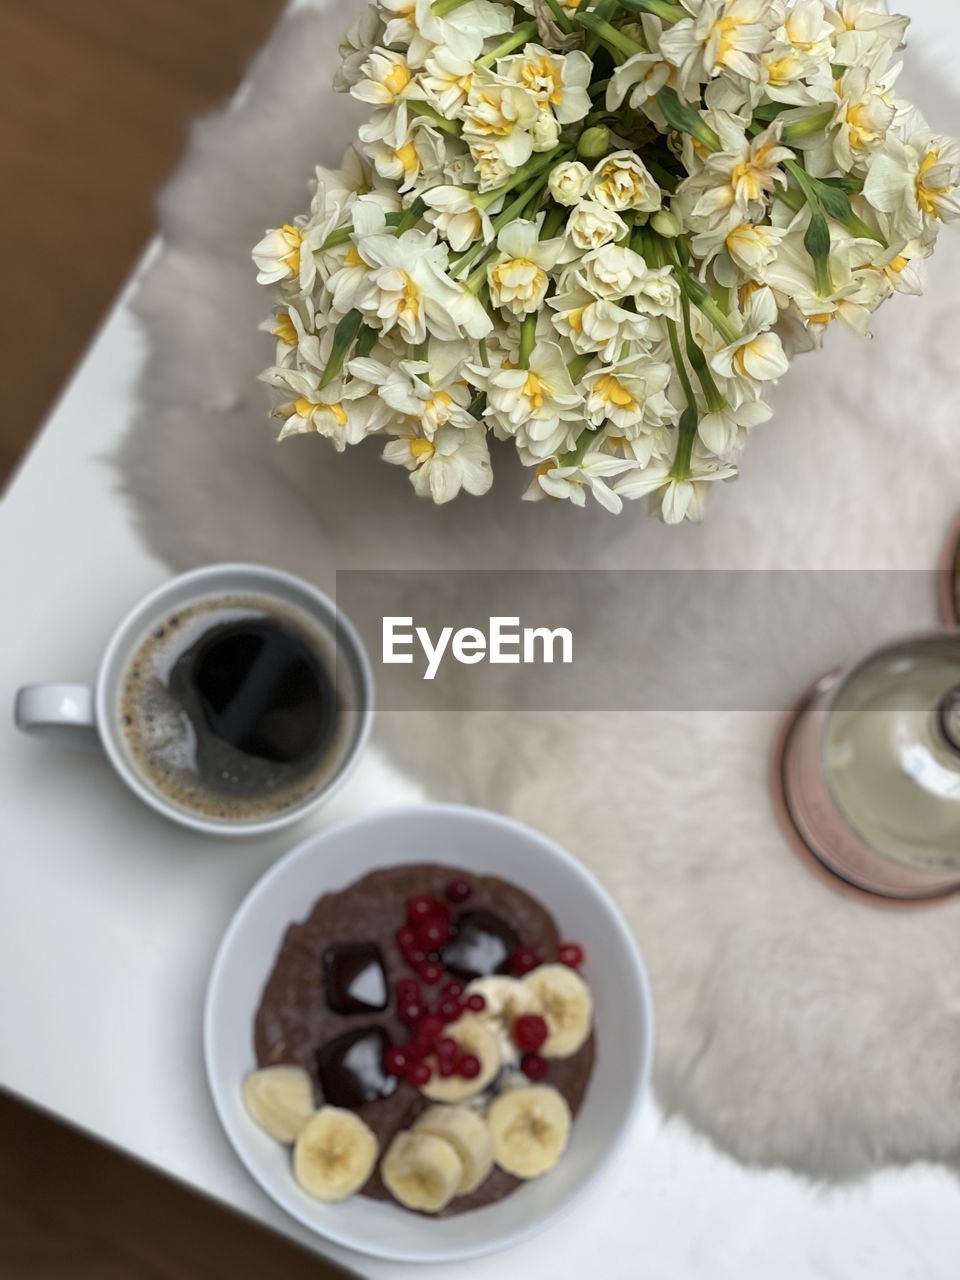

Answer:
[120,596,351,821]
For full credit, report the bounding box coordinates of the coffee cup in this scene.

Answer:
[14,563,373,837]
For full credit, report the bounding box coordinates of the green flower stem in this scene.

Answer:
[584,0,627,56]
[318,226,353,252]
[413,339,430,363]
[574,12,643,59]
[588,76,611,98]
[774,185,805,214]
[474,146,570,212]
[781,107,835,144]
[393,195,428,236]
[411,102,462,138]
[784,158,835,296]
[541,203,568,238]
[518,314,538,368]
[656,87,722,152]
[665,318,699,481]
[354,324,378,358]
[469,391,487,419]
[476,22,539,68]
[679,271,742,344]
[319,308,363,390]
[567,352,595,380]
[458,165,557,284]
[560,426,599,468]
[544,0,575,32]
[430,0,471,16]
[618,0,686,21]
[680,291,725,413]
[478,338,490,368]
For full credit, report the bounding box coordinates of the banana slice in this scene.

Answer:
[421,1015,501,1103]
[465,976,542,1053]
[412,1105,495,1195]
[243,1065,315,1143]
[293,1106,379,1202]
[487,1084,572,1179]
[381,1131,464,1213]
[521,963,593,1058]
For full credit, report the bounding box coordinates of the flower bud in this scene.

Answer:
[548,160,591,207]
[577,125,611,161]
[531,110,561,153]
[651,209,681,237]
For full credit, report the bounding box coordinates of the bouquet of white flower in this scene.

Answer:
[253,0,959,522]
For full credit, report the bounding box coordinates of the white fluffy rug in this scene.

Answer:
[116,3,960,1180]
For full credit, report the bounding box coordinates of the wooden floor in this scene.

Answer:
[0,3,342,1275]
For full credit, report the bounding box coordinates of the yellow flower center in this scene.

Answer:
[917,150,947,216]
[384,62,412,97]
[280,223,302,275]
[714,15,744,66]
[566,306,585,334]
[523,371,546,410]
[425,390,454,418]
[594,374,635,410]
[272,312,297,345]
[344,245,365,268]
[474,93,513,137]
[395,141,420,173]
[399,272,421,320]
[294,399,347,425]
[520,57,564,106]
[410,438,435,460]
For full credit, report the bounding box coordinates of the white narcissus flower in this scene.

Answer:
[487,216,565,317]
[606,48,671,112]
[422,186,495,251]
[498,46,592,125]
[560,201,627,257]
[354,353,476,437]
[356,228,493,344]
[524,450,636,513]
[468,342,583,461]
[698,397,772,455]
[383,423,493,503]
[701,221,788,286]
[462,71,539,172]
[362,123,446,194]
[864,128,960,241]
[530,110,561,153]
[548,161,591,207]
[826,0,910,70]
[590,151,662,213]
[407,0,512,64]
[350,48,419,110]
[709,286,789,383]
[582,356,676,433]
[660,0,777,91]
[421,46,476,115]
[615,450,738,523]
[260,366,391,450]
[690,119,793,227]
[549,290,658,360]
[334,5,383,93]
[574,243,651,301]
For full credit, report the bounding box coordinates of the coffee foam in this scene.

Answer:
[119,593,354,822]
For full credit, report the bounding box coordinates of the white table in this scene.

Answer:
[3,3,960,1275]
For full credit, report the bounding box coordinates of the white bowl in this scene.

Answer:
[204,803,654,1264]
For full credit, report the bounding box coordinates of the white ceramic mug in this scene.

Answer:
[14,563,373,837]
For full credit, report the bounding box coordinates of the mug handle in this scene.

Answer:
[15,684,100,749]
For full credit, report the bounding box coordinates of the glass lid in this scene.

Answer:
[823,636,960,874]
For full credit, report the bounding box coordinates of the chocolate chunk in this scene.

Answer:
[316,1027,398,1108]
[441,909,520,981]
[323,942,388,1014]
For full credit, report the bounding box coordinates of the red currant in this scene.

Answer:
[435,1036,458,1060]
[514,1013,549,1052]
[404,1038,430,1061]
[416,1013,445,1043]
[510,946,541,975]
[441,980,465,999]
[457,1053,482,1079]
[445,878,473,904]
[395,927,417,952]
[418,961,444,986]
[384,1047,409,1076]
[558,942,585,968]
[437,997,462,1022]
[405,946,428,967]
[521,1053,549,1081]
[418,917,451,950]
[394,977,420,1002]
[399,1000,424,1024]
[465,993,487,1013]
[437,1056,458,1078]
[407,895,441,926]
[407,1061,433,1087]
